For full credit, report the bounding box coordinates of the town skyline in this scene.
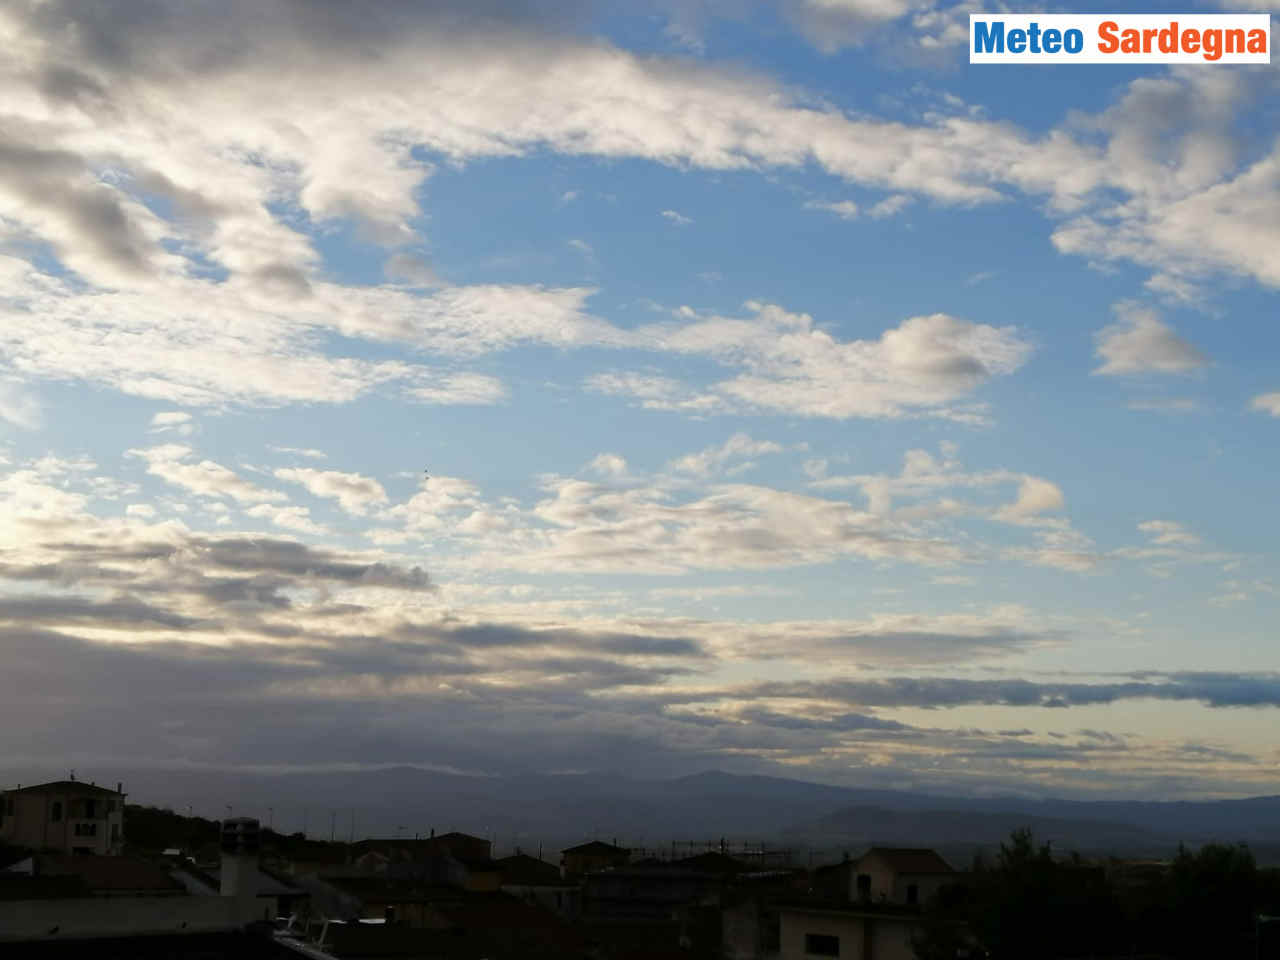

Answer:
[2,1,1279,802]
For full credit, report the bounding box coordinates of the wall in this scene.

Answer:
[849,854,950,906]
[723,898,780,960]
[502,882,581,920]
[0,789,125,855]
[779,908,918,960]
[0,895,268,943]
[889,872,950,906]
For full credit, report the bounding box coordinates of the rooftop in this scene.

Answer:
[495,853,562,885]
[31,854,184,894]
[859,847,954,875]
[4,780,124,797]
[563,840,629,855]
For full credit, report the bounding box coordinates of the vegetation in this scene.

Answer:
[123,805,348,865]
[913,829,1280,959]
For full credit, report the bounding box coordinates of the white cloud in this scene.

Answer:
[1094,305,1208,377]
[1251,392,1280,417]
[805,200,859,220]
[608,305,1030,421]
[868,194,912,218]
[994,476,1066,523]
[270,446,329,460]
[383,252,441,287]
[587,453,630,478]
[245,503,327,535]
[669,433,785,477]
[149,410,195,436]
[128,445,286,504]
[1138,520,1200,547]
[661,209,694,226]
[781,0,934,52]
[274,468,389,516]
[0,379,40,430]
[150,412,192,427]
[406,374,508,406]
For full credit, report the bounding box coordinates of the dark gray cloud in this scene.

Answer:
[0,594,204,630]
[0,139,158,279]
[21,0,594,80]
[188,536,432,588]
[751,673,1280,710]
[423,622,705,658]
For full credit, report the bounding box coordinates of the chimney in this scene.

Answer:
[220,818,261,897]
[117,782,123,795]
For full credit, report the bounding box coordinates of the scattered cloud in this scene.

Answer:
[127,445,286,504]
[1251,392,1280,417]
[1094,305,1208,376]
[668,433,784,478]
[805,200,859,220]
[274,468,389,516]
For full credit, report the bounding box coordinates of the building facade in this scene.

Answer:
[0,780,126,856]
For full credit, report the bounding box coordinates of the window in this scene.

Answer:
[84,799,96,818]
[906,883,919,905]
[74,822,97,837]
[50,801,62,822]
[856,873,871,900]
[804,933,840,956]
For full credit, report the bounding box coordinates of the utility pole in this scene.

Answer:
[330,811,336,843]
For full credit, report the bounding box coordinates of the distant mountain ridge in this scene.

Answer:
[7,766,1280,863]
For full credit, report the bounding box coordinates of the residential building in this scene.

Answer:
[850,848,954,906]
[497,852,582,919]
[778,901,922,960]
[562,839,630,878]
[0,817,288,946]
[774,848,956,960]
[0,780,126,856]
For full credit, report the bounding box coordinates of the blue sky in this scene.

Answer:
[1,0,1278,799]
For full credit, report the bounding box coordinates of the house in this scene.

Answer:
[497,852,581,919]
[720,870,808,960]
[850,848,954,906]
[345,831,499,891]
[0,817,290,945]
[171,858,309,919]
[772,848,956,960]
[778,900,922,960]
[562,839,630,878]
[0,780,126,856]
[3,853,185,897]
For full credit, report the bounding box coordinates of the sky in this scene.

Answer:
[1,0,1279,802]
